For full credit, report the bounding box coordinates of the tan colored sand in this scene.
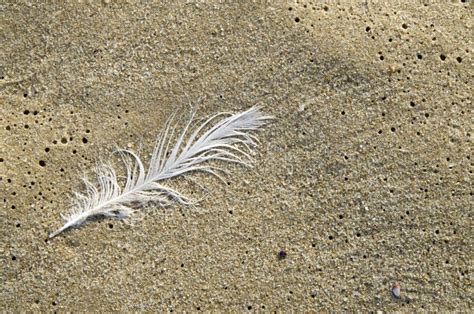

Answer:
[1,1,472,311]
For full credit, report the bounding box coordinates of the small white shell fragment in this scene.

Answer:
[391,283,401,298]
[298,104,305,112]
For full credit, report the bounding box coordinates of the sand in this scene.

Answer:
[1,1,472,311]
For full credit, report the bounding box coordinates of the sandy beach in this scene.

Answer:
[1,1,472,311]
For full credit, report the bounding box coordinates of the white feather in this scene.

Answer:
[49,107,271,238]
